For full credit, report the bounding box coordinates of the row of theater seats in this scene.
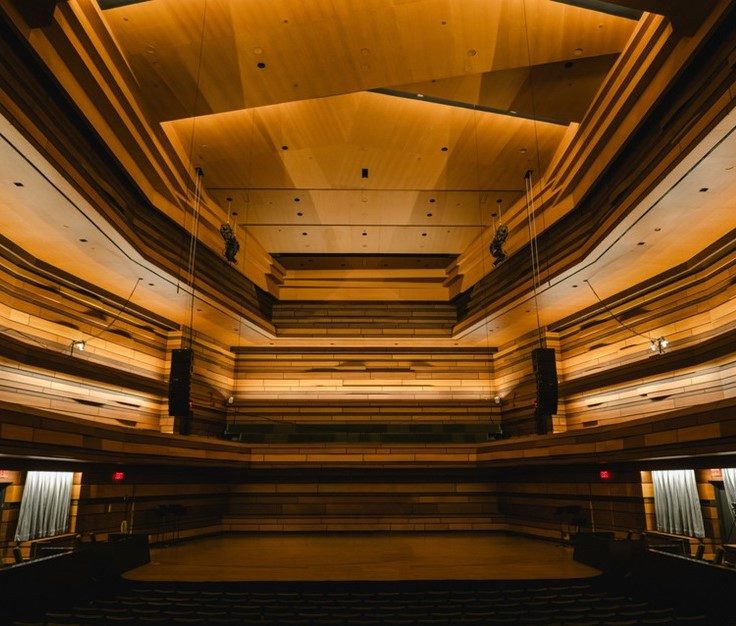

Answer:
[11,579,711,625]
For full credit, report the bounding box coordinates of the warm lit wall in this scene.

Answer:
[0,250,172,430]
[495,467,646,541]
[234,347,494,405]
[225,471,501,533]
[75,469,228,544]
[555,244,736,431]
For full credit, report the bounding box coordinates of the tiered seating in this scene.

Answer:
[13,579,709,625]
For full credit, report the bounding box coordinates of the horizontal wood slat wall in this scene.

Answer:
[75,469,228,546]
[0,244,172,430]
[233,347,494,406]
[225,471,501,533]
[494,467,646,541]
[272,301,457,337]
[555,240,736,431]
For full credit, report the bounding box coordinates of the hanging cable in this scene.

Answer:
[524,169,544,349]
[471,103,502,437]
[520,0,546,350]
[584,279,667,353]
[185,167,204,348]
[67,277,142,355]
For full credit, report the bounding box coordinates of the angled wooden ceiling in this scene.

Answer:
[98,0,637,258]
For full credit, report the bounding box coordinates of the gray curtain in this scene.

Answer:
[723,468,736,511]
[651,469,704,538]
[15,471,73,541]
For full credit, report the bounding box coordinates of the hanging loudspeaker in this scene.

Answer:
[532,348,557,433]
[168,348,193,418]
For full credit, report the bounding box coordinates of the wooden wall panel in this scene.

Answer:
[495,467,646,541]
[272,301,456,336]
[555,244,736,431]
[225,472,502,533]
[75,469,228,545]
[0,246,173,430]
[233,347,494,405]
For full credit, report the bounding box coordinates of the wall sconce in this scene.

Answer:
[493,395,502,405]
[70,340,86,355]
[650,337,668,354]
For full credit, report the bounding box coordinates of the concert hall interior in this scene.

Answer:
[1,0,736,622]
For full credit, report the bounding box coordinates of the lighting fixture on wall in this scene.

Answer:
[650,336,669,354]
[585,279,669,355]
[71,339,85,354]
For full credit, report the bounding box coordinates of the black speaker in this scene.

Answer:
[532,348,558,432]
[168,348,193,418]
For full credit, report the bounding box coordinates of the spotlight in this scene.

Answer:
[493,395,502,405]
[71,340,86,355]
[650,337,668,354]
[219,223,240,263]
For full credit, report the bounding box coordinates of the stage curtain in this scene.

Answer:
[651,469,704,538]
[723,468,736,510]
[15,471,73,541]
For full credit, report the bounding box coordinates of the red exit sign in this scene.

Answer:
[599,470,612,480]
[112,471,125,482]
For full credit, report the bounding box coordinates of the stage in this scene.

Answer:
[125,532,600,582]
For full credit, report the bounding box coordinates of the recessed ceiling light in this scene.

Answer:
[441,146,448,152]
[361,48,370,56]
[294,197,300,202]
[654,227,661,232]
[427,213,433,217]
[637,241,645,245]
[297,211,303,216]
[231,211,238,216]
[281,145,289,150]
[417,93,424,98]
[573,48,583,56]
[519,148,527,154]
[362,232,367,236]
[699,187,709,192]
[572,284,578,288]
[13,181,23,187]
[253,47,263,55]
[429,198,436,203]
[79,238,88,243]
[256,61,266,69]
[467,49,477,57]
[148,283,154,286]
[302,232,308,236]
[421,233,427,237]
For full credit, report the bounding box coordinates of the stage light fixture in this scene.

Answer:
[650,337,669,354]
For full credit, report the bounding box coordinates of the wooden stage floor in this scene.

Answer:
[126,533,599,582]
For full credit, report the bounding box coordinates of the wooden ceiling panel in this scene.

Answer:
[100,0,637,121]
[248,224,483,255]
[166,91,567,193]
